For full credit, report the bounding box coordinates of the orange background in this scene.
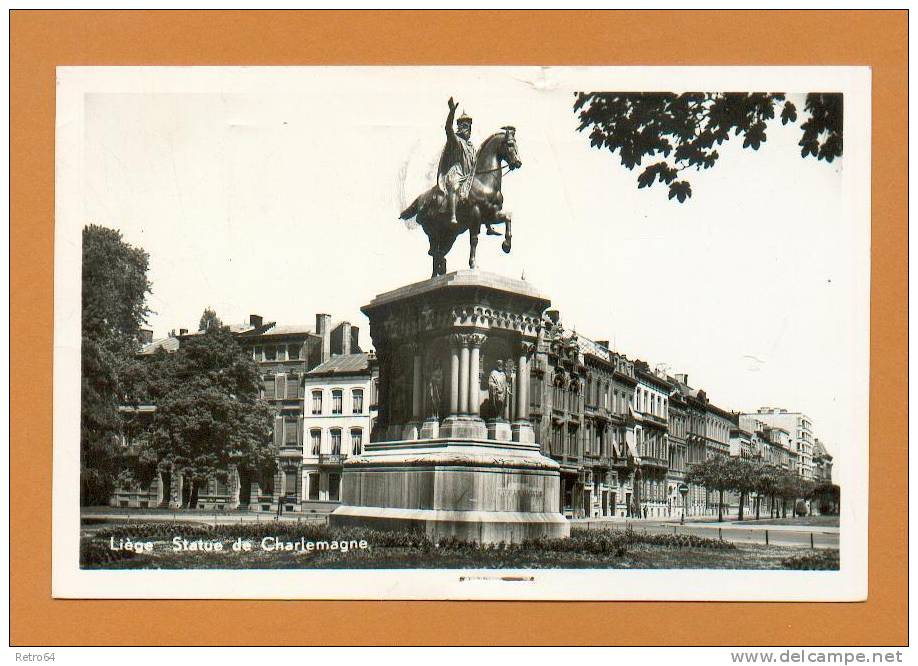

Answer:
[10,10,907,646]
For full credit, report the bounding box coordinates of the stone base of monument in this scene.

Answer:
[511,420,536,444]
[329,439,570,544]
[486,419,512,442]
[439,415,487,440]
[418,417,440,439]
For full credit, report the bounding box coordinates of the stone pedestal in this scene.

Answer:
[330,269,567,544]
[329,439,569,543]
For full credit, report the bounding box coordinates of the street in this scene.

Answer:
[572,518,839,549]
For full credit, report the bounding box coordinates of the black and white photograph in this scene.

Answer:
[52,66,870,600]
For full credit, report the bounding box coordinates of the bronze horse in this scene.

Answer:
[400,127,522,277]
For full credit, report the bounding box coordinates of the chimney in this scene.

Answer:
[249,314,263,329]
[139,328,153,345]
[350,325,360,353]
[316,313,331,363]
[676,373,688,385]
[341,322,352,356]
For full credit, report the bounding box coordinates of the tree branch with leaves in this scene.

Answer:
[573,92,842,203]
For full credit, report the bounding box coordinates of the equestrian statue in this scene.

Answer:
[400,97,522,277]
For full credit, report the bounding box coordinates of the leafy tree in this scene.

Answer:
[81,225,152,505]
[773,471,816,518]
[134,325,275,508]
[725,458,758,522]
[686,455,733,523]
[810,482,841,515]
[573,92,843,202]
[198,307,223,332]
[751,463,782,520]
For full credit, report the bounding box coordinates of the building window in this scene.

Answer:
[351,428,363,455]
[352,389,364,414]
[284,470,298,498]
[264,345,276,361]
[307,473,319,501]
[286,374,299,399]
[332,390,343,414]
[253,346,263,361]
[275,373,287,400]
[284,418,298,445]
[330,429,342,454]
[288,344,301,360]
[328,474,341,502]
[312,390,323,415]
[310,429,321,455]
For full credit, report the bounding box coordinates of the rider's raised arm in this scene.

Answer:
[445,100,457,139]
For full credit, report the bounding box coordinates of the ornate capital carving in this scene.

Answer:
[519,341,536,358]
[448,333,465,350]
[468,333,487,349]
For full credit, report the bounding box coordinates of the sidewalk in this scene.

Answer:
[81,509,327,525]
[570,515,839,533]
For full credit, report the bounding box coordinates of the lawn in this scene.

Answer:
[81,520,838,571]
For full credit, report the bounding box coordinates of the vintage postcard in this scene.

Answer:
[52,65,870,600]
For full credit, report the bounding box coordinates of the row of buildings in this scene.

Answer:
[112,309,834,519]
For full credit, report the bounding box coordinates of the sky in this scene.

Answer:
[75,67,870,473]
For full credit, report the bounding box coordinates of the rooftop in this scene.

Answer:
[307,352,371,376]
[138,336,180,355]
[252,323,318,337]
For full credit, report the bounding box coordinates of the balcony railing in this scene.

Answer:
[640,455,669,469]
[318,453,346,466]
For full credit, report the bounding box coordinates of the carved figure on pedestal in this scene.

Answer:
[426,359,444,418]
[488,359,509,420]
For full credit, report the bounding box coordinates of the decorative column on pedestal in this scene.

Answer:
[441,332,487,439]
[448,334,461,416]
[503,360,514,422]
[403,341,422,440]
[468,333,486,417]
[512,342,535,443]
[458,335,470,415]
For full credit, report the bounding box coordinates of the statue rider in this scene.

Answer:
[438,97,500,235]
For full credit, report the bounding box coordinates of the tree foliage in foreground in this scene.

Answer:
[573,92,843,202]
[81,225,152,505]
[129,320,276,507]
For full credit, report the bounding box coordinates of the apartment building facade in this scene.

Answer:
[741,408,816,479]
[110,312,373,513]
